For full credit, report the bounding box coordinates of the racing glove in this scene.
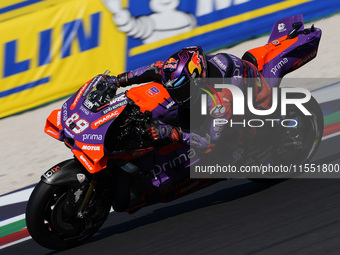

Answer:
[147,120,214,152]
[190,133,211,150]
[148,120,184,142]
[102,75,118,97]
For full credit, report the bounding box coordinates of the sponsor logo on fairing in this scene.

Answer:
[84,98,95,109]
[64,127,75,138]
[109,93,127,105]
[71,83,90,110]
[102,100,127,115]
[82,133,103,141]
[293,48,318,69]
[43,166,61,178]
[271,58,288,75]
[92,110,119,129]
[146,87,160,97]
[80,105,90,115]
[62,103,68,121]
[77,173,86,183]
[57,110,61,127]
[81,145,101,151]
[166,100,175,109]
[278,23,287,32]
[80,155,93,170]
[150,149,196,179]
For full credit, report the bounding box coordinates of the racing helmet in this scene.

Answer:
[161,46,207,104]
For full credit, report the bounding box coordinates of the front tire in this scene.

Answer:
[26,180,111,250]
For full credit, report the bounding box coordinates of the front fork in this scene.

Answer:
[76,180,97,219]
[42,158,141,215]
[41,158,112,219]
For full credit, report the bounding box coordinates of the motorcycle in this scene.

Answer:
[26,15,323,250]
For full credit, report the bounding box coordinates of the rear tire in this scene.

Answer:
[249,95,323,183]
[277,95,323,165]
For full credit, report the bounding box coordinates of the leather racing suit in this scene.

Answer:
[114,53,272,151]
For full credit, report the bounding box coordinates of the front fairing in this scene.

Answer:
[46,75,178,174]
[61,75,128,173]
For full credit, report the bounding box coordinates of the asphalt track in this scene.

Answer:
[2,97,340,255]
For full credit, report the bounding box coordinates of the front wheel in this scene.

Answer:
[26,180,112,250]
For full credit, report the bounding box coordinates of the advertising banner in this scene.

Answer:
[0,0,126,118]
[100,0,340,70]
[1,0,340,118]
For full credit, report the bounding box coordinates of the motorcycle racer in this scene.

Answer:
[106,46,272,152]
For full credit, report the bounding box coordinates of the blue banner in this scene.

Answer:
[101,0,340,70]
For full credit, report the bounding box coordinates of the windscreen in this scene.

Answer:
[83,75,116,112]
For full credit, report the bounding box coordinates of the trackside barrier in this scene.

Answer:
[1,0,340,118]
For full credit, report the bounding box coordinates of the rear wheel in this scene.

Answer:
[277,95,323,164]
[26,180,112,250]
[249,95,323,182]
